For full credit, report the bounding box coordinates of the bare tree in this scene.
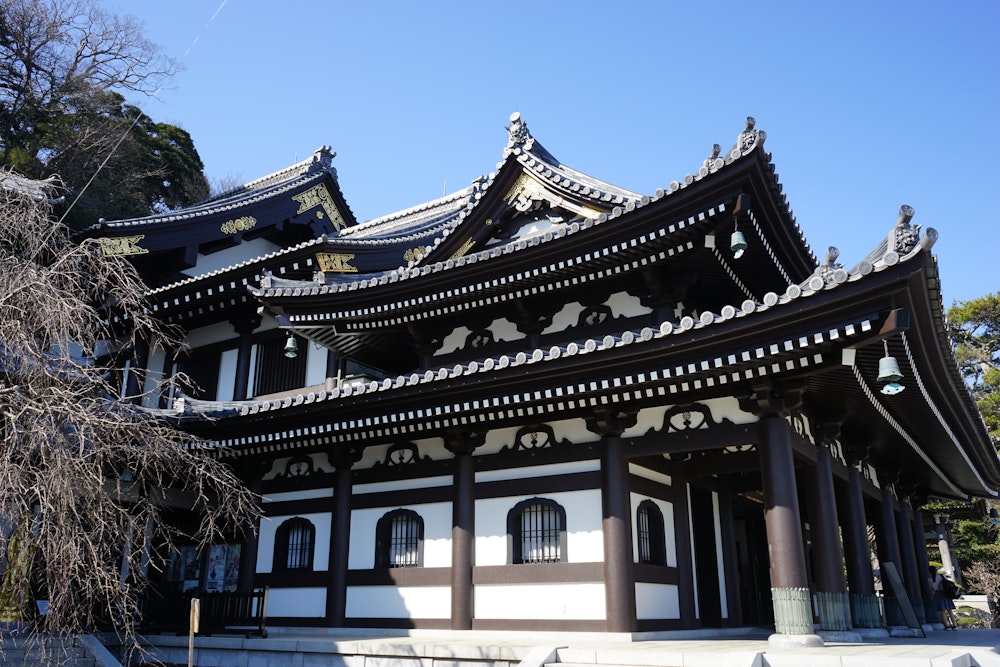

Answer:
[963,555,1000,628]
[0,174,257,657]
[0,0,175,165]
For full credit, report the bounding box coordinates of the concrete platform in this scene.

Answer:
[137,626,1000,667]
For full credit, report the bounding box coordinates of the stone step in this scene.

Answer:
[0,638,97,667]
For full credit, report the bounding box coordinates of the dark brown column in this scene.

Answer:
[670,466,697,629]
[124,337,150,403]
[758,417,808,588]
[757,416,814,635]
[805,440,850,631]
[876,481,905,625]
[896,497,924,623]
[445,430,484,631]
[717,494,742,626]
[913,498,934,604]
[837,454,880,628]
[231,313,261,400]
[326,447,360,626]
[237,480,262,591]
[587,410,638,634]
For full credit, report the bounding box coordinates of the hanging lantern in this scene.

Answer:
[876,339,904,395]
[284,333,299,358]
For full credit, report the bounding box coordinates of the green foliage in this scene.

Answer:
[947,292,1000,445]
[956,544,1000,578]
[952,518,998,549]
[0,0,208,229]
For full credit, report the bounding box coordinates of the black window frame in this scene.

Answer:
[273,517,315,572]
[374,508,424,568]
[507,497,567,564]
[636,499,667,566]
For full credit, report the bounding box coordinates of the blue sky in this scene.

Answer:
[113,1,998,306]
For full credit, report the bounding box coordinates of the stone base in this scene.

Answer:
[854,627,890,639]
[888,626,922,637]
[768,633,825,648]
[816,630,864,643]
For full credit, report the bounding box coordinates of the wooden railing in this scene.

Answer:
[142,587,268,638]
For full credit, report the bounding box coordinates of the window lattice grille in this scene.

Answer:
[286,521,313,569]
[388,513,421,568]
[520,503,562,563]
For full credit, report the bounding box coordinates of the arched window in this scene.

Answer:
[273,517,315,571]
[636,499,667,565]
[375,509,424,568]
[507,498,567,564]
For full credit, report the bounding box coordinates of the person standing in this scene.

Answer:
[929,565,958,630]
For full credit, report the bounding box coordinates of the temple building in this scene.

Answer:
[77,115,1000,641]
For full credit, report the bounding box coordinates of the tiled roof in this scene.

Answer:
[199,217,937,424]
[77,147,344,232]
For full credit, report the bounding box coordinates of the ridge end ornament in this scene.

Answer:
[506,111,533,148]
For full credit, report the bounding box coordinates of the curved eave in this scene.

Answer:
[253,146,815,327]
[75,169,352,256]
[187,241,999,499]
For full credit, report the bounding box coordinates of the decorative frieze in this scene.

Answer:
[292,183,347,230]
[98,235,147,256]
[315,252,358,273]
[220,216,257,235]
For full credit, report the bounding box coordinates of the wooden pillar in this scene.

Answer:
[237,480,262,592]
[877,482,905,626]
[806,440,850,631]
[717,494,742,626]
[587,410,637,634]
[326,447,360,626]
[896,498,924,623]
[445,430,484,631]
[670,466,697,628]
[231,313,261,400]
[758,416,814,636]
[837,458,880,628]
[124,337,150,403]
[913,506,934,600]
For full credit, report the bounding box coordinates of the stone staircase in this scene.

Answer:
[0,636,98,666]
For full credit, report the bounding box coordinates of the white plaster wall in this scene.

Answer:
[184,322,235,349]
[347,502,451,569]
[304,343,329,387]
[606,291,652,318]
[705,395,757,425]
[629,463,671,488]
[256,511,331,573]
[542,302,586,335]
[265,587,326,618]
[624,405,670,438]
[635,582,680,620]
[141,345,167,408]
[475,489,603,566]
[181,238,282,278]
[358,437,447,467]
[713,491,728,619]
[262,488,333,504]
[354,476,451,496]
[629,493,676,568]
[436,326,472,356]
[475,460,599,484]
[216,347,237,401]
[475,419,595,456]
[474,583,606,620]
[488,317,526,343]
[346,586,451,619]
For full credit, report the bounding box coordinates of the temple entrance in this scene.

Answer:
[732,503,772,627]
[689,487,723,627]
